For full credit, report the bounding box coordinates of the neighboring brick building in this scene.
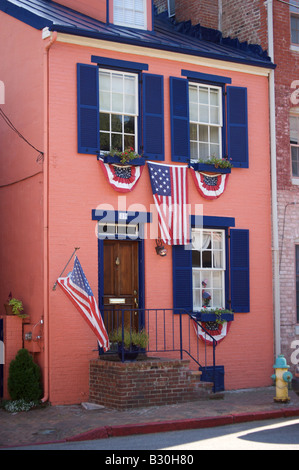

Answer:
[166,0,299,372]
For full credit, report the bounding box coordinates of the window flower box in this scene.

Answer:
[191,163,231,174]
[99,148,145,166]
[193,310,234,323]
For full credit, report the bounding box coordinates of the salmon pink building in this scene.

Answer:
[0,0,276,405]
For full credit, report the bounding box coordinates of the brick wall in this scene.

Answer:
[89,358,212,410]
[174,0,219,29]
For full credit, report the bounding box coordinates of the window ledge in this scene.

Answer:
[291,44,299,52]
[292,177,299,185]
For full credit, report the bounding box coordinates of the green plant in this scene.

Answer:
[198,156,233,168]
[109,328,149,349]
[109,147,143,164]
[8,298,27,318]
[8,349,42,402]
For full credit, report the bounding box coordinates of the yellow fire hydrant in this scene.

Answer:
[271,354,293,403]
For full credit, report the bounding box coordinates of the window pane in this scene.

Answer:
[124,134,135,149]
[124,115,135,134]
[111,114,122,132]
[199,143,209,159]
[190,103,198,122]
[100,113,110,131]
[210,126,220,143]
[210,106,220,125]
[112,133,122,150]
[190,142,198,160]
[100,92,110,112]
[112,93,123,113]
[190,123,197,141]
[198,125,208,142]
[199,104,209,123]
[100,132,110,151]
[210,88,219,106]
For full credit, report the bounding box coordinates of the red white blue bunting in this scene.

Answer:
[99,159,144,193]
[193,320,231,346]
[190,168,229,200]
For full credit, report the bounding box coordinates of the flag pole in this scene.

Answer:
[52,247,80,290]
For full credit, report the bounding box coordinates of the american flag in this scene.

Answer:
[57,257,110,352]
[148,162,190,245]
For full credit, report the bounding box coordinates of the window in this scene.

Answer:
[296,245,299,322]
[172,220,250,314]
[113,0,147,30]
[189,83,222,161]
[290,113,299,177]
[291,0,299,44]
[99,69,138,153]
[77,62,164,160]
[192,229,225,310]
[170,75,248,167]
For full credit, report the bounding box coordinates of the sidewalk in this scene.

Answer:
[1,387,299,448]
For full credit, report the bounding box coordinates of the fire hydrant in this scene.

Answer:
[271,354,293,403]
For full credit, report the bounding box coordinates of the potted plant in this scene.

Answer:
[109,328,149,361]
[191,156,233,174]
[101,147,145,166]
[4,296,28,319]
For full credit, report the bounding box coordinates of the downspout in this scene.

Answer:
[41,29,57,403]
[266,0,281,357]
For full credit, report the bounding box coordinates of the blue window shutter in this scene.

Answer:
[170,77,190,162]
[227,86,248,168]
[77,63,99,154]
[172,245,193,312]
[142,74,164,160]
[230,229,250,313]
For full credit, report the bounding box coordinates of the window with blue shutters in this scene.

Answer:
[77,62,164,160]
[170,73,249,167]
[173,221,250,314]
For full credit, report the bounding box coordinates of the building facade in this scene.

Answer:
[0,0,275,404]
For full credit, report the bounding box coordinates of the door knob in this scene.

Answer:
[134,298,139,308]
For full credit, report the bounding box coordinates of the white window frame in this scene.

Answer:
[99,69,139,153]
[189,82,223,162]
[192,228,226,311]
[113,0,147,30]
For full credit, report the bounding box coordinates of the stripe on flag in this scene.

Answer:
[57,256,109,352]
[148,162,190,245]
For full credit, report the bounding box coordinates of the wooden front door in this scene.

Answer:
[103,240,139,333]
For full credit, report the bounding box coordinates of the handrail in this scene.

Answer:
[101,308,218,393]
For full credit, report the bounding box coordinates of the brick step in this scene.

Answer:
[189,370,214,399]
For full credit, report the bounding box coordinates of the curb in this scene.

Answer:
[65,407,299,443]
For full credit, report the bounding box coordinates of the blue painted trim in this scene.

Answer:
[191,215,235,228]
[181,70,232,85]
[92,209,152,224]
[91,56,148,71]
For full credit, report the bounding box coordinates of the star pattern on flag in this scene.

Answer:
[70,258,93,296]
[149,165,171,196]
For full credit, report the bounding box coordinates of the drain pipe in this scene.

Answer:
[41,29,57,403]
[266,0,281,357]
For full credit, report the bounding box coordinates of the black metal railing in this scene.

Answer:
[101,308,219,392]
